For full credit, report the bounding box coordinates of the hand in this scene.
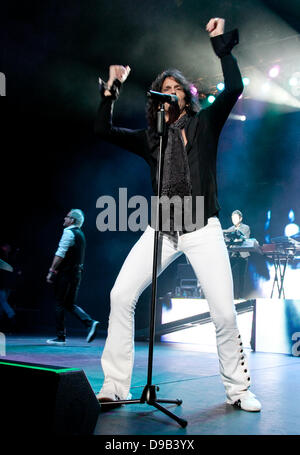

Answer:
[206,18,225,37]
[46,272,54,284]
[107,65,131,88]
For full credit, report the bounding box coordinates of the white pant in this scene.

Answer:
[98,217,251,404]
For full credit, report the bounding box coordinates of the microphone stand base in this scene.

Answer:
[99,384,187,428]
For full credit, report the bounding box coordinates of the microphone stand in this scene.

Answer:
[100,103,188,428]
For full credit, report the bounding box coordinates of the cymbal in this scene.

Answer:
[0,258,13,272]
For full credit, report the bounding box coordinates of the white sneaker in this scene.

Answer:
[96,391,119,401]
[96,391,132,401]
[230,391,262,412]
[46,338,66,346]
[96,391,132,411]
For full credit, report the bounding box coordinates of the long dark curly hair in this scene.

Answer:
[146,68,200,131]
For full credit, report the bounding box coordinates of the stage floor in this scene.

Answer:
[2,334,300,435]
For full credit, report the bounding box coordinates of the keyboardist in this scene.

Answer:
[223,210,250,299]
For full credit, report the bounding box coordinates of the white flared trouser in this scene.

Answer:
[98,217,251,404]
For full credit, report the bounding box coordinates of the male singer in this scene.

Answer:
[95,18,261,412]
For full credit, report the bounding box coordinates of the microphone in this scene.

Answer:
[147,90,178,104]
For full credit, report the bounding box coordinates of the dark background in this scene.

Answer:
[0,0,299,334]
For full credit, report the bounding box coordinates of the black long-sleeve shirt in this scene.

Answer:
[95,29,243,228]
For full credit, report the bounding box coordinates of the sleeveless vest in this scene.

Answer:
[60,227,86,273]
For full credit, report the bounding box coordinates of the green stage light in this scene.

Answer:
[289,76,297,87]
[0,361,80,374]
[207,95,215,104]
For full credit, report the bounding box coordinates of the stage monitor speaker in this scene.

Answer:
[0,359,100,435]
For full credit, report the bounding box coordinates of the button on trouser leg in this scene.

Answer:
[180,217,251,403]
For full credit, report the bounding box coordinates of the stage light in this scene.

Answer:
[216,82,224,91]
[284,209,300,237]
[268,65,280,78]
[285,223,300,237]
[288,209,295,223]
[289,76,298,87]
[190,84,198,96]
[229,114,247,121]
[238,93,243,99]
[207,95,215,104]
[242,77,250,86]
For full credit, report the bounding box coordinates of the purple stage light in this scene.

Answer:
[268,65,280,78]
[190,84,198,96]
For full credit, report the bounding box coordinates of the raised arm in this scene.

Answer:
[95,65,149,160]
[204,18,243,133]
